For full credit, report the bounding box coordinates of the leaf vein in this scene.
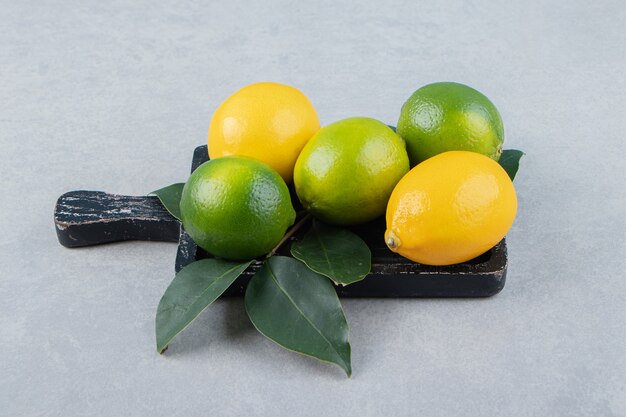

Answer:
[265,263,346,366]
[314,226,335,275]
[165,262,246,317]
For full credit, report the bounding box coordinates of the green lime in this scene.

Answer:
[180,156,296,260]
[397,82,504,165]
[294,117,409,225]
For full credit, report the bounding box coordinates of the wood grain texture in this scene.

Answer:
[54,191,180,247]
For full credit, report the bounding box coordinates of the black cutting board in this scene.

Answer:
[54,145,507,297]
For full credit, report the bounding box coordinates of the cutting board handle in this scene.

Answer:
[54,191,181,247]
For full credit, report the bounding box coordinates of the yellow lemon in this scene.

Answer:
[385,151,517,265]
[208,82,320,183]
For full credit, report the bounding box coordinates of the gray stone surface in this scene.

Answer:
[1,0,625,415]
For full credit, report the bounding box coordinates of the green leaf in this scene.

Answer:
[498,149,524,181]
[291,221,371,285]
[156,258,251,353]
[245,256,352,377]
[151,183,184,221]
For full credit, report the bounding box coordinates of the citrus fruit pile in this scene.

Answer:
[153,81,522,376]
[183,81,517,266]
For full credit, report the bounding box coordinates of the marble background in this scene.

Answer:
[1,0,625,415]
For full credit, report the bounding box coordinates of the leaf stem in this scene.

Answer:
[266,213,312,258]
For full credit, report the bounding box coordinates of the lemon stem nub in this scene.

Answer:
[385,231,400,251]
